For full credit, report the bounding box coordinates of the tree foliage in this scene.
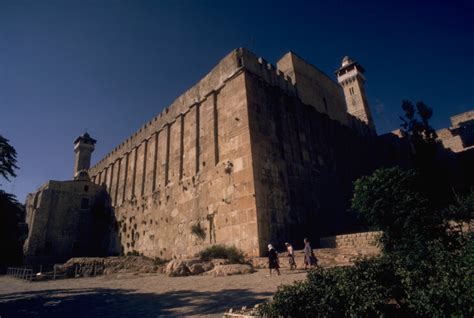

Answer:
[400,100,437,151]
[398,100,453,206]
[0,135,19,183]
[351,167,446,257]
[0,190,24,270]
[260,167,473,317]
[0,134,23,271]
[260,258,395,317]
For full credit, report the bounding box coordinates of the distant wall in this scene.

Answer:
[320,231,382,249]
[276,52,349,125]
[23,180,109,265]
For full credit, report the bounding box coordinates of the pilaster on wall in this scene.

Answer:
[213,91,220,165]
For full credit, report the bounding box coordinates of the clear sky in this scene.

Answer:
[1,0,473,202]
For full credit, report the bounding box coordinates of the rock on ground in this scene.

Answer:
[57,256,159,277]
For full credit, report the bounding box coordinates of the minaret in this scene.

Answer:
[335,56,375,130]
[73,132,96,180]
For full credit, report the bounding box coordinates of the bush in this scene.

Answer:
[260,257,395,317]
[260,241,474,317]
[198,244,245,264]
[260,167,474,317]
[351,167,446,257]
[153,257,168,266]
[394,236,474,317]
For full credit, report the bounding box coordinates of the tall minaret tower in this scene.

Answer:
[336,56,375,130]
[73,132,96,180]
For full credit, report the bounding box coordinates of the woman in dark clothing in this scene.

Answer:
[303,238,317,270]
[267,244,281,276]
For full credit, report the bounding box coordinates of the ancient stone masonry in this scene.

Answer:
[25,48,474,261]
[85,48,385,258]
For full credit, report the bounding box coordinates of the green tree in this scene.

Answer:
[446,189,474,234]
[0,135,19,182]
[399,100,452,205]
[0,134,23,271]
[260,167,474,317]
[351,167,446,257]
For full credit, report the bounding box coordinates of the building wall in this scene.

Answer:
[84,48,385,258]
[244,71,380,254]
[276,52,349,126]
[23,180,110,265]
[88,49,260,259]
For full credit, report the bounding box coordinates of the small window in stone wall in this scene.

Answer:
[84,185,89,192]
[80,198,90,210]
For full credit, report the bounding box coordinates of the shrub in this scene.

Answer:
[260,167,474,317]
[190,223,206,240]
[260,257,396,317]
[153,257,168,266]
[394,236,474,317]
[260,242,474,317]
[198,244,245,264]
[351,167,446,257]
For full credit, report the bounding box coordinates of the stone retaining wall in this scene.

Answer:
[319,231,382,249]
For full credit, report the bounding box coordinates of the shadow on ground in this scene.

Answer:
[0,287,272,317]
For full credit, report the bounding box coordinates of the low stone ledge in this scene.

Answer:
[320,231,382,249]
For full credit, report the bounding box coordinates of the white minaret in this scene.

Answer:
[73,132,96,180]
[336,56,375,130]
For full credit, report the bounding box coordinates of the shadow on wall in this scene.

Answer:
[87,188,121,258]
[0,287,272,317]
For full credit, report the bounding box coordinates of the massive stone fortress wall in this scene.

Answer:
[87,48,378,258]
[89,49,261,258]
[245,70,380,254]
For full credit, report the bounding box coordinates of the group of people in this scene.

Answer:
[267,238,318,276]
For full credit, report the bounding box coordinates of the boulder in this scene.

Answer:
[206,264,255,277]
[188,263,205,275]
[165,260,191,277]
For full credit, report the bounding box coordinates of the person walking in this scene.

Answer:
[303,238,317,270]
[267,244,281,276]
[285,242,296,270]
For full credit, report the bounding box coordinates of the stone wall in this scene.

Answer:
[88,49,261,259]
[319,231,382,249]
[244,69,381,254]
[23,180,112,265]
[276,52,348,125]
[83,48,389,258]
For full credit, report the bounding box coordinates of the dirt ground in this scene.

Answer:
[0,268,308,317]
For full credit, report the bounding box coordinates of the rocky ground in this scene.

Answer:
[0,246,380,317]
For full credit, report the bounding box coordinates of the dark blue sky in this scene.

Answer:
[1,0,473,202]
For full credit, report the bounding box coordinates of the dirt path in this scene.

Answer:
[0,268,308,317]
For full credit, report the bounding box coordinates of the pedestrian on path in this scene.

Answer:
[285,242,296,270]
[303,238,317,270]
[267,244,281,276]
